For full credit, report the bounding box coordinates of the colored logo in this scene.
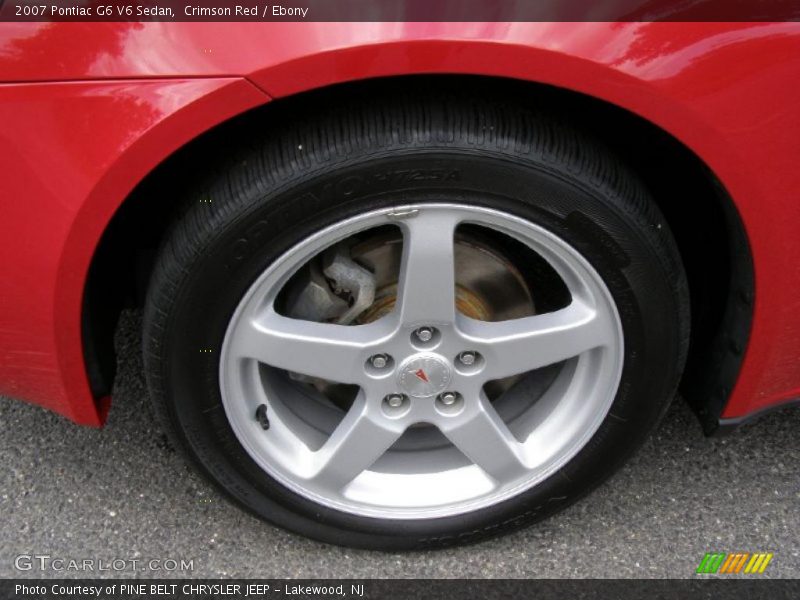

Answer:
[696,552,773,574]
[397,354,451,398]
[413,369,429,383]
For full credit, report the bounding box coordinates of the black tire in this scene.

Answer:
[143,88,689,550]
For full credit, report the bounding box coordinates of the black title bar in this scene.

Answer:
[5,579,800,600]
[2,0,800,22]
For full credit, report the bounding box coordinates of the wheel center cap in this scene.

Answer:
[397,354,451,398]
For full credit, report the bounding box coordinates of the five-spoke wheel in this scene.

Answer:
[220,205,623,517]
[143,88,688,548]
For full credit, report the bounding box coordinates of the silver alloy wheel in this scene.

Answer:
[219,203,624,519]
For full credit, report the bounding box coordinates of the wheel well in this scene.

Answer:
[83,75,753,433]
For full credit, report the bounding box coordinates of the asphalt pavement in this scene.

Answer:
[1,310,798,579]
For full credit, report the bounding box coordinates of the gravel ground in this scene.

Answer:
[1,310,798,579]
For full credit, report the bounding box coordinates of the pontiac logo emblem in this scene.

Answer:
[398,355,451,398]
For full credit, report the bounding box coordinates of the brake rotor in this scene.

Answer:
[281,226,537,411]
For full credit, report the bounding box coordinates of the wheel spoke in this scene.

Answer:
[229,309,393,383]
[309,392,404,490]
[460,299,613,380]
[396,210,459,324]
[440,392,528,482]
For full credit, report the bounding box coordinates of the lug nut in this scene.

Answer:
[439,392,458,406]
[458,351,477,366]
[414,327,434,343]
[385,394,405,408]
[370,354,390,369]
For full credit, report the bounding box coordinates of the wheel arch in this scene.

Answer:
[82,74,753,433]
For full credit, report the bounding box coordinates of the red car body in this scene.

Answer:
[1,22,798,429]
